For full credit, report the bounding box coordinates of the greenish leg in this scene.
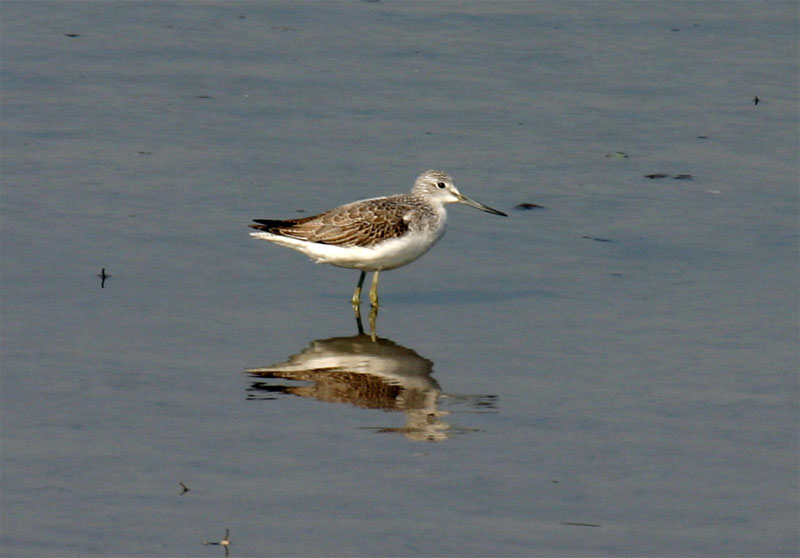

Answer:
[353,303,364,333]
[369,270,380,308]
[352,271,366,307]
[368,303,378,342]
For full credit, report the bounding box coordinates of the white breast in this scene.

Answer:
[250,226,447,271]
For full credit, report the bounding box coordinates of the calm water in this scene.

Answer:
[2,2,798,557]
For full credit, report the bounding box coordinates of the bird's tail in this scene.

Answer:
[249,219,297,232]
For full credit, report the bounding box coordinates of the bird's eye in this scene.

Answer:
[437,182,446,189]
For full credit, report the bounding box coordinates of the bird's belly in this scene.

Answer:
[252,230,444,271]
[337,231,444,271]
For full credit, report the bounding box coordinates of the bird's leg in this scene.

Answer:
[352,271,366,307]
[354,306,365,335]
[369,270,380,308]
[368,303,378,342]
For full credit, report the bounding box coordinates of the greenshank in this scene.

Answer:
[249,170,506,307]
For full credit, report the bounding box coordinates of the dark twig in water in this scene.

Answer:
[582,235,612,243]
[560,521,601,528]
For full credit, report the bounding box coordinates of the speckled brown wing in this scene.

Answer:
[251,196,414,247]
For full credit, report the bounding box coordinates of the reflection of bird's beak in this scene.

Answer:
[457,193,507,216]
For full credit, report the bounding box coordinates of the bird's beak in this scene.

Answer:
[457,193,507,216]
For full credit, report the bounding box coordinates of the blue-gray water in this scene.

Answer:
[2,2,798,557]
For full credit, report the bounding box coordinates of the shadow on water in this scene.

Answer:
[245,315,497,442]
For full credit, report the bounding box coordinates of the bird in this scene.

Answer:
[249,170,506,308]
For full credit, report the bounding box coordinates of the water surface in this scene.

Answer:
[2,2,797,556]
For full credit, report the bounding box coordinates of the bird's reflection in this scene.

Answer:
[246,319,496,441]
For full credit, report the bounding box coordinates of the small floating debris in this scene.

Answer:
[582,236,612,243]
[136,150,153,156]
[195,95,214,99]
[97,268,109,288]
[64,33,80,37]
[696,135,708,139]
[605,151,628,159]
[644,173,693,180]
[514,203,545,210]
[204,528,231,555]
[560,521,601,528]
